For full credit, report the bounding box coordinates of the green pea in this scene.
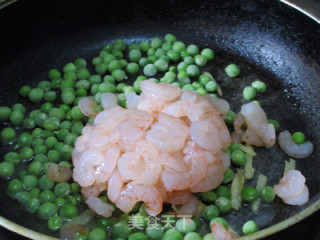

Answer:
[48,216,62,231]
[205,80,218,92]
[140,41,150,52]
[251,80,267,93]
[209,217,229,229]
[146,223,164,239]
[111,221,131,238]
[292,132,306,144]
[54,182,71,197]
[186,64,200,77]
[16,191,31,204]
[225,64,240,77]
[200,191,217,203]
[216,186,231,199]
[37,81,52,91]
[1,127,16,143]
[129,49,142,62]
[19,86,32,98]
[113,39,126,51]
[29,88,44,102]
[30,188,41,197]
[39,175,54,190]
[23,175,38,190]
[63,62,77,73]
[203,233,215,240]
[34,154,47,163]
[175,218,196,233]
[126,62,140,75]
[194,54,207,67]
[231,149,246,166]
[43,117,60,131]
[0,162,15,178]
[128,232,148,240]
[28,162,42,176]
[241,186,258,202]
[201,48,215,60]
[88,228,107,240]
[167,50,180,62]
[112,69,126,82]
[267,119,280,132]
[34,145,47,155]
[154,59,169,72]
[59,203,78,219]
[202,205,220,221]
[224,110,236,125]
[61,89,76,105]
[222,168,234,184]
[186,44,199,56]
[7,179,23,195]
[215,196,232,213]
[260,186,275,203]
[4,152,21,166]
[37,202,58,220]
[143,64,157,77]
[184,232,201,240]
[20,148,34,162]
[40,190,56,203]
[25,197,41,213]
[164,34,176,44]
[163,229,183,240]
[10,110,24,126]
[242,220,258,235]
[243,86,257,100]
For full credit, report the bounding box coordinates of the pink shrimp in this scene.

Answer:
[95,145,120,184]
[161,142,207,191]
[107,169,123,203]
[145,113,189,153]
[116,182,163,216]
[211,222,238,240]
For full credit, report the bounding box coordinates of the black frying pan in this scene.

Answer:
[0,0,320,239]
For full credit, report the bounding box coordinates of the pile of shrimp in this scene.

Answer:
[72,80,233,217]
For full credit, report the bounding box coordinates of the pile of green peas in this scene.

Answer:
[0,34,286,239]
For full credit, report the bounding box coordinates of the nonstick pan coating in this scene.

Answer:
[0,0,320,239]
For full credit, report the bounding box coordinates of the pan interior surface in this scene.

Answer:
[0,0,319,238]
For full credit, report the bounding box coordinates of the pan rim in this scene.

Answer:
[0,0,320,239]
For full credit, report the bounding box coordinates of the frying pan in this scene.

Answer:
[0,0,320,239]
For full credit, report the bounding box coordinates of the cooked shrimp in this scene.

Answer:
[161,142,207,191]
[180,90,199,103]
[162,100,189,118]
[278,130,313,158]
[177,194,199,215]
[160,152,188,173]
[273,170,306,199]
[81,182,107,199]
[117,152,145,182]
[107,169,123,203]
[283,185,309,205]
[116,182,163,216]
[101,93,118,109]
[190,157,225,193]
[211,222,238,240]
[135,139,162,185]
[86,197,115,218]
[146,113,189,152]
[126,92,142,109]
[94,106,128,132]
[140,80,180,101]
[165,190,193,205]
[273,170,309,205]
[137,96,169,114]
[47,163,72,183]
[190,118,223,152]
[73,166,95,187]
[235,102,276,148]
[78,97,98,117]
[95,145,120,184]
